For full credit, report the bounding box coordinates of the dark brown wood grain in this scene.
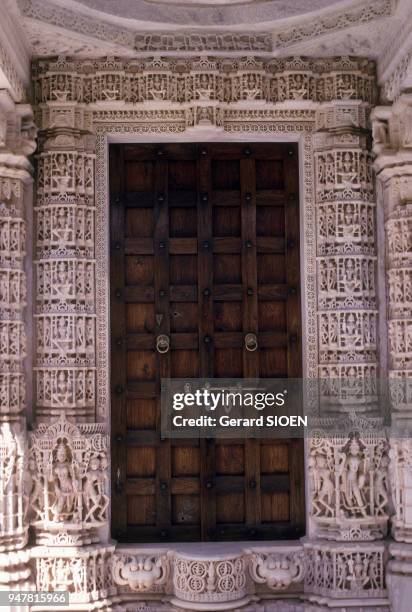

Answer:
[110,143,304,542]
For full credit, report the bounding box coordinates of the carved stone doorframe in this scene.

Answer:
[26,55,390,609]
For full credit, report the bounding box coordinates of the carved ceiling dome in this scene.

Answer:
[72,0,349,26]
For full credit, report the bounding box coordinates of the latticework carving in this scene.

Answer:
[304,542,386,599]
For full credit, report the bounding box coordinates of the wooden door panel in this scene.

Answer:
[110,143,305,542]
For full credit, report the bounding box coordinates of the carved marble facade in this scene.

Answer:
[0,37,409,606]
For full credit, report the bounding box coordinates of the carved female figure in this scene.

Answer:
[312,454,335,517]
[339,435,368,517]
[50,441,78,522]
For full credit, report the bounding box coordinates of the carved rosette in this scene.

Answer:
[28,415,109,545]
[171,552,249,607]
[304,541,387,603]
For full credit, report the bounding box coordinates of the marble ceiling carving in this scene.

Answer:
[8,0,399,58]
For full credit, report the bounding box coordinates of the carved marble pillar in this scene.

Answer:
[0,94,36,593]
[31,95,114,602]
[305,94,390,608]
[373,94,412,611]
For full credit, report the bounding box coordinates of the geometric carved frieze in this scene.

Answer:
[171,551,248,607]
[35,259,95,313]
[317,256,376,310]
[317,201,376,256]
[309,425,389,541]
[28,416,109,544]
[35,368,95,418]
[35,203,94,259]
[35,314,95,366]
[315,150,373,202]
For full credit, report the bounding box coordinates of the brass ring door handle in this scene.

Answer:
[245,333,258,352]
[156,334,170,353]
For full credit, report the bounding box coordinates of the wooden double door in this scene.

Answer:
[110,143,304,542]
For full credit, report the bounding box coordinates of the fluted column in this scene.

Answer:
[0,93,36,595]
[30,86,114,602]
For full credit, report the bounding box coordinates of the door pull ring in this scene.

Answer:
[245,333,258,352]
[156,334,170,354]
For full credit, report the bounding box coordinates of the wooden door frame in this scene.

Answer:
[94,126,318,543]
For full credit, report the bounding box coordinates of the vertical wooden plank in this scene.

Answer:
[110,144,128,537]
[284,144,302,378]
[197,145,216,540]
[284,143,305,532]
[240,151,261,530]
[154,154,172,536]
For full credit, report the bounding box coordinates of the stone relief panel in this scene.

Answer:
[35,314,95,366]
[36,203,94,259]
[0,424,27,552]
[35,147,96,420]
[309,427,390,540]
[304,542,386,599]
[317,256,376,310]
[318,311,377,363]
[386,207,412,267]
[35,259,95,314]
[317,201,375,256]
[32,544,115,602]
[28,416,109,545]
[32,56,377,107]
[315,150,373,202]
[37,152,94,200]
[389,438,412,542]
[35,368,95,418]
